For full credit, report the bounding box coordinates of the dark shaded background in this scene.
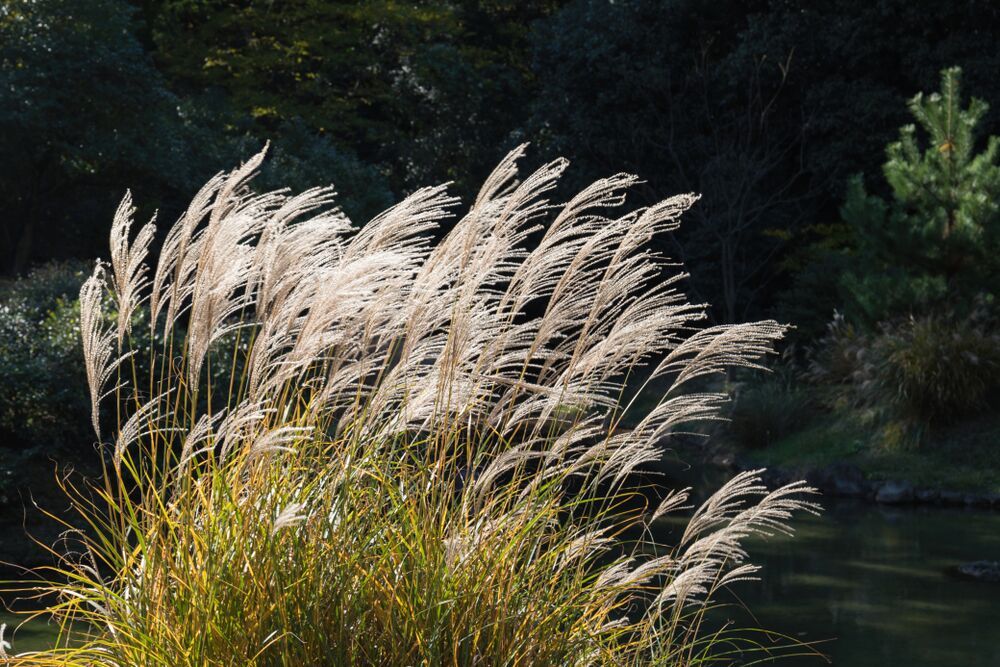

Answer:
[4,0,1000,326]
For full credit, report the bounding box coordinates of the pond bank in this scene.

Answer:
[691,411,1000,510]
[712,452,1000,510]
[715,411,1000,502]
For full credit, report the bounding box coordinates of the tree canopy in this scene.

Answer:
[4,0,1000,330]
[839,67,1000,322]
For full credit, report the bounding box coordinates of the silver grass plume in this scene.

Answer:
[108,190,156,345]
[149,171,227,334]
[79,263,117,439]
[79,145,818,640]
[186,146,275,387]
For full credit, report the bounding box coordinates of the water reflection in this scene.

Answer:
[671,487,1000,666]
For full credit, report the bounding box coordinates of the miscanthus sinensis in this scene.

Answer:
[6,146,818,666]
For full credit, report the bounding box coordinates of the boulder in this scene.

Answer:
[954,560,1000,583]
[914,488,940,503]
[830,464,870,498]
[875,480,914,504]
[807,464,870,498]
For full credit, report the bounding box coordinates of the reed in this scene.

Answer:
[2,146,817,666]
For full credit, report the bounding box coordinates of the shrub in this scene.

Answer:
[874,316,1000,425]
[0,262,92,448]
[2,148,817,665]
[806,311,882,411]
[806,312,861,386]
[0,261,248,450]
[807,312,1000,449]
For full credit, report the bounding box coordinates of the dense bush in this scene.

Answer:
[875,316,1000,426]
[0,262,92,447]
[807,312,881,410]
[0,260,253,450]
[806,311,1000,447]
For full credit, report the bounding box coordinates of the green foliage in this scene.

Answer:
[839,67,1000,321]
[143,1,457,145]
[9,0,1000,330]
[0,0,397,275]
[0,263,92,447]
[0,0,193,271]
[242,120,394,223]
[0,261,246,450]
[142,0,560,198]
[531,1,1000,324]
[783,69,1000,452]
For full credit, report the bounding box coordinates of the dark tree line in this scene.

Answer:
[4,0,1000,328]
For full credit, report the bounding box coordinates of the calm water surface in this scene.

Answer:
[728,499,1000,666]
[0,611,66,653]
[654,465,1000,666]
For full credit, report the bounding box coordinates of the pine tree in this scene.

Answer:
[840,67,1000,322]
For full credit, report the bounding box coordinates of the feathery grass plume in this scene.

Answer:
[149,171,227,333]
[78,263,117,439]
[108,190,156,345]
[4,146,821,666]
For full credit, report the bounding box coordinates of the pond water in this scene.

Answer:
[725,498,1000,666]
[0,610,66,653]
[652,466,1000,666]
[3,473,999,663]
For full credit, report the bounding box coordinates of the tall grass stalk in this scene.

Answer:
[2,146,817,665]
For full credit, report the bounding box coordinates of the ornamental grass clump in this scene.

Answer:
[3,146,817,666]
